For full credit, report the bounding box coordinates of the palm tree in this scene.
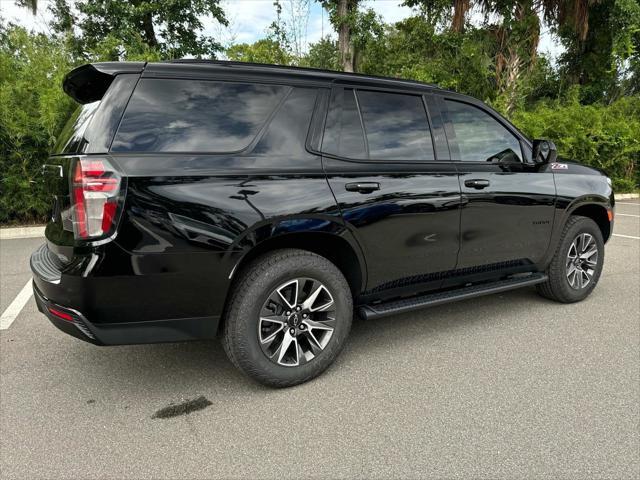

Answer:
[452,0,471,32]
[540,0,600,42]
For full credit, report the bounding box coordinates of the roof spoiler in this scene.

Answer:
[63,62,145,104]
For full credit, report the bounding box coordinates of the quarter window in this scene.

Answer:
[444,100,522,162]
[112,79,287,153]
[322,88,367,159]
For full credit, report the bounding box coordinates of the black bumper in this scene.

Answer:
[33,283,101,344]
[30,244,220,346]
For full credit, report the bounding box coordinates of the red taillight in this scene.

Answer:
[71,158,123,240]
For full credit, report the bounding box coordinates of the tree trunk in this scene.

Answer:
[337,0,354,72]
[452,0,470,33]
[141,11,158,48]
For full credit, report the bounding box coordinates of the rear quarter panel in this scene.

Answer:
[105,153,348,323]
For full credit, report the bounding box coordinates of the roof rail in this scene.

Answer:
[167,59,439,89]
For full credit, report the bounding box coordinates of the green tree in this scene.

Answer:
[49,0,228,60]
[0,23,76,223]
[357,15,496,101]
[226,38,294,65]
[301,36,340,69]
[545,0,640,102]
[321,1,384,72]
[321,0,359,71]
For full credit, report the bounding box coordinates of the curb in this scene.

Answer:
[615,193,639,200]
[0,226,45,240]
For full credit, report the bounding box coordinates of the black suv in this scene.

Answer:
[31,61,614,387]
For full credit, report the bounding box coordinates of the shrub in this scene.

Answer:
[0,25,76,223]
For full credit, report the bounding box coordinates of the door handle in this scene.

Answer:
[464,179,490,189]
[345,182,380,193]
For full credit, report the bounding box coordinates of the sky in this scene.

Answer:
[0,0,562,59]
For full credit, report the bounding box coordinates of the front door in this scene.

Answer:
[439,96,556,270]
[321,86,461,296]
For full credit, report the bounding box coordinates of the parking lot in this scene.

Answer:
[1,200,638,479]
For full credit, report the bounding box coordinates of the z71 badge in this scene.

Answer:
[550,162,569,170]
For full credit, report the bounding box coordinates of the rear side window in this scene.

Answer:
[322,88,434,161]
[357,90,434,161]
[444,100,522,162]
[111,79,287,153]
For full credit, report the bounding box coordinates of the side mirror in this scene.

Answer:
[532,139,557,164]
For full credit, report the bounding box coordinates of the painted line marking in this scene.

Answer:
[616,202,640,206]
[0,280,33,330]
[613,233,640,240]
[617,213,640,218]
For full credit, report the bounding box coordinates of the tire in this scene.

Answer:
[537,215,604,303]
[222,249,353,388]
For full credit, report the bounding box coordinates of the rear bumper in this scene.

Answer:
[30,243,220,345]
[33,283,100,344]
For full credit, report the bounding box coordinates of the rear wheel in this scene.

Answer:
[537,216,604,303]
[222,249,352,387]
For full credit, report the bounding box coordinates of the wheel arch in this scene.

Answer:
[567,201,612,243]
[227,230,366,304]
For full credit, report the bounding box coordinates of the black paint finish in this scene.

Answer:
[323,158,462,293]
[31,61,614,346]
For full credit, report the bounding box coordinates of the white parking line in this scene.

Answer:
[0,280,33,330]
[617,213,640,218]
[616,202,640,206]
[613,233,640,240]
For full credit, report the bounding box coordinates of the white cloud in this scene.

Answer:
[0,0,54,33]
[363,0,414,24]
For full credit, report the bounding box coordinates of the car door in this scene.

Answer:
[321,86,462,297]
[438,94,556,271]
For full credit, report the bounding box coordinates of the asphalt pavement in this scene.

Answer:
[1,200,638,479]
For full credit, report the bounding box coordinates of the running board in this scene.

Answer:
[358,273,548,320]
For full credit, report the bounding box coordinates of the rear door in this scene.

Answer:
[438,95,556,271]
[321,86,462,297]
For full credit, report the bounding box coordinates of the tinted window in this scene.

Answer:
[253,87,318,156]
[357,90,434,161]
[112,79,287,153]
[54,101,100,154]
[445,100,522,162]
[322,88,366,159]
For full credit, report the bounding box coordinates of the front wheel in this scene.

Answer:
[222,249,353,387]
[537,216,604,303]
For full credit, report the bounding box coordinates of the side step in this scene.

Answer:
[358,273,548,320]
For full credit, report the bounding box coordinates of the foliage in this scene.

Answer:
[226,38,294,65]
[0,24,76,223]
[300,36,340,70]
[511,91,640,191]
[1,0,640,224]
[553,0,640,103]
[358,17,497,102]
[50,0,228,60]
